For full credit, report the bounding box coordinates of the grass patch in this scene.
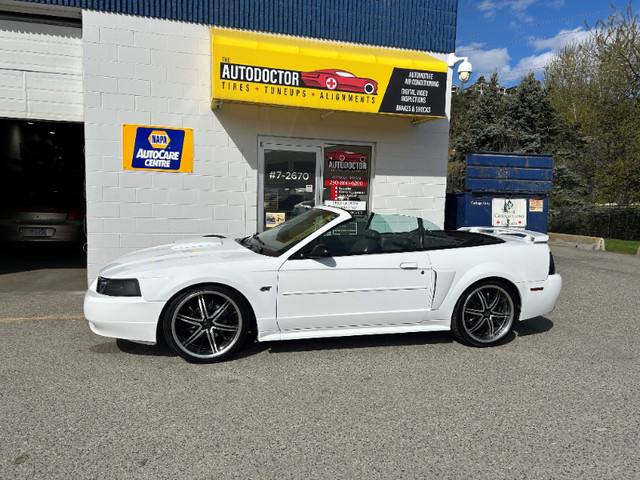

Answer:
[605,238,640,254]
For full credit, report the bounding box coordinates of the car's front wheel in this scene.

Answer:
[451,281,517,347]
[163,285,249,363]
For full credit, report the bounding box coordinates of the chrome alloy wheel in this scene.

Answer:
[460,284,515,344]
[170,289,244,360]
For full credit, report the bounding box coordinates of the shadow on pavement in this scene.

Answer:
[0,243,86,274]
[110,318,553,361]
[113,339,177,357]
[266,330,453,355]
[111,331,453,361]
[513,316,554,337]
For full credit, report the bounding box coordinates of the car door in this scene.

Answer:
[276,214,433,332]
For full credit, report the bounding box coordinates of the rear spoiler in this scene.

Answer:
[458,226,549,244]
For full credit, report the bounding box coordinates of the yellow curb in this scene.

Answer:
[547,232,605,251]
[0,315,85,323]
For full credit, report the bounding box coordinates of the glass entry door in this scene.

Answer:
[259,143,322,231]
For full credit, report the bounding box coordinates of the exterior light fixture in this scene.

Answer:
[457,59,473,83]
[448,55,473,84]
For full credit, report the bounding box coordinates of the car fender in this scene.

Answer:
[139,264,281,333]
[427,255,529,322]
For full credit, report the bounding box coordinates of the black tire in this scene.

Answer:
[451,280,518,347]
[364,82,375,95]
[162,285,250,363]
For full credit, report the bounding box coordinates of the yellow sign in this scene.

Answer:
[210,28,448,118]
[122,125,193,172]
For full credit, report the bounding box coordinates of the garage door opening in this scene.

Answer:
[0,117,85,271]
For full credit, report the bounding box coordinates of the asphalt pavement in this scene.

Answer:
[0,245,638,479]
[0,245,86,320]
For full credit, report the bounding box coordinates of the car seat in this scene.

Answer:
[349,229,382,254]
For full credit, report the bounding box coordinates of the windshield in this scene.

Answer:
[239,208,340,256]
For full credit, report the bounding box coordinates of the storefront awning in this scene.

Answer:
[210,28,448,119]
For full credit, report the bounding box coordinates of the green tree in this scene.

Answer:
[507,73,558,153]
[448,73,512,192]
[447,76,480,192]
[447,72,562,193]
[463,72,514,153]
[545,1,640,204]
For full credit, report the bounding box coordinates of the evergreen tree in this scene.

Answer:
[507,73,557,153]
[447,72,564,193]
[448,74,511,192]
[464,72,513,152]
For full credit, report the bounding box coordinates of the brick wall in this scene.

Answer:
[83,11,451,284]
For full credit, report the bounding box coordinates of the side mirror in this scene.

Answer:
[306,244,331,259]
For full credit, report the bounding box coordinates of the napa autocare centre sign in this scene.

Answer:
[123,125,193,172]
[210,28,447,118]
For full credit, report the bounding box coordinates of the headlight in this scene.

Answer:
[97,277,141,297]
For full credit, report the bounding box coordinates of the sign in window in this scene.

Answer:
[323,145,371,215]
[259,139,373,231]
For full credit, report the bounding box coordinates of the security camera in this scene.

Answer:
[457,59,473,84]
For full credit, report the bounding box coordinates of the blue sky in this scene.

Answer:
[454,0,628,87]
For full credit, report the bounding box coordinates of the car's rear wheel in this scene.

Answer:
[451,281,517,347]
[364,82,375,94]
[163,285,249,363]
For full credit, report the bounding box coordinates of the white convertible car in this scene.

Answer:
[85,206,562,363]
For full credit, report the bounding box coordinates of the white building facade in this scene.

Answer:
[0,0,460,283]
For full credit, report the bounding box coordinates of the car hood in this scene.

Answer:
[99,236,261,278]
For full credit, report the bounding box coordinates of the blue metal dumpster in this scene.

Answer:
[445,152,553,233]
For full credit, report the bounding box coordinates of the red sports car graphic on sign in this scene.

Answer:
[301,69,378,95]
[325,150,368,162]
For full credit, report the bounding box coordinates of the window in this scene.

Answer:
[299,213,424,258]
[261,145,320,230]
[259,138,373,231]
[244,208,339,256]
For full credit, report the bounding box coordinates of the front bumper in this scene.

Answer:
[84,288,165,344]
[519,274,563,320]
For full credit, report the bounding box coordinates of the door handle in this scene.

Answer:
[400,262,418,270]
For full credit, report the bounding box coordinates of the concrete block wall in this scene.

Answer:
[83,11,234,282]
[83,10,451,283]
